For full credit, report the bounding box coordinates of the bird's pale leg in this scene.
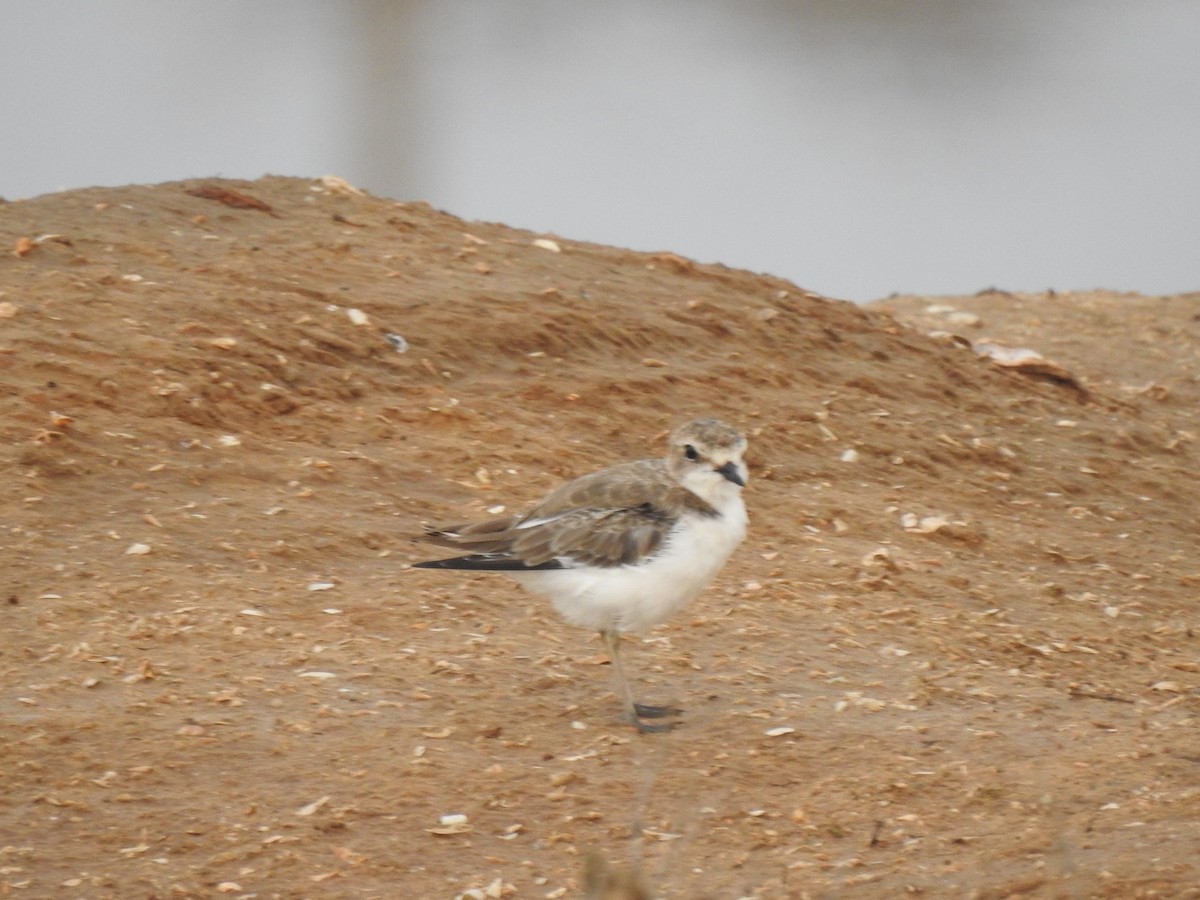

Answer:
[600,629,679,732]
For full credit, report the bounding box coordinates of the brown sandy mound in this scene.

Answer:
[2,176,1198,897]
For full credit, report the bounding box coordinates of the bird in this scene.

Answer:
[412,417,749,732]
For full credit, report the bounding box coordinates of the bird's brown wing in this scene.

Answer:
[415,459,712,570]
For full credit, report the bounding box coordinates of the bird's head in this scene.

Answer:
[667,417,749,498]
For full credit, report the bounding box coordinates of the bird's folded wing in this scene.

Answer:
[420,502,678,569]
[420,515,523,550]
[416,457,719,569]
[521,459,674,520]
[509,504,675,567]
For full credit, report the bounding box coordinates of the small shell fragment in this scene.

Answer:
[642,828,682,841]
[125,542,152,556]
[295,795,331,816]
[319,175,364,194]
[974,342,1085,391]
[307,582,337,592]
[900,513,950,533]
[458,881,511,900]
[861,546,894,567]
[346,307,370,326]
[216,435,242,447]
[532,238,561,253]
[765,726,796,737]
[429,813,472,835]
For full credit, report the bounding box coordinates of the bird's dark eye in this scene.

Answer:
[684,444,699,461]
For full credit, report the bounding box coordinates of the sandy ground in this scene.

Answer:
[1,177,1198,899]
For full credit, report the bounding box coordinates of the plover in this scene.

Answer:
[413,418,749,732]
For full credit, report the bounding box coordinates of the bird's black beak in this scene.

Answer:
[716,461,746,487]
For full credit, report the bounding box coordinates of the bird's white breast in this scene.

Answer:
[513,490,747,634]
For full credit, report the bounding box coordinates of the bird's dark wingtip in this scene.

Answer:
[412,555,565,572]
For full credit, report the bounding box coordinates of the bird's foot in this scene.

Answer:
[633,702,681,719]
[627,701,682,733]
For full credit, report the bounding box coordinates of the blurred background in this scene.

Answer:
[2,1,1197,302]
